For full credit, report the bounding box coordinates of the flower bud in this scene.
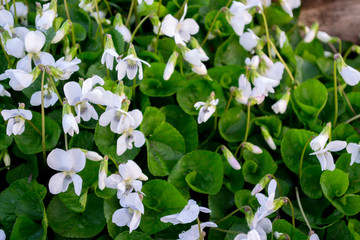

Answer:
[271,91,290,114]
[221,145,241,170]
[98,157,108,190]
[251,174,272,195]
[274,232,290,240]
[260,126,276,150]
[85,150,103,161]
[242,142,262,154]
[52,19,71,44]
[310,122,331,151]
[335,54,360,86]
[163,52,178,80]
[303,22,318,43]
[2,149,11,169]
[47,65,65,80]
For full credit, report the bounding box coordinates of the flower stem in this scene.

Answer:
[268,39,296,86]
[295,187,312,232]
[344,113,360,124]
[216,207,246,224]
[235,103,251,157]
[26,120,42,136]
[104,0,112,16]
[64,133,68,150]
[132,76,137,101]
[213,228,242,234]
[338,80,357,116]
[47,76,63,106]
[0,37,13,68]
[343,45,354,60]
[130,13,152,43]
[333,60,338,126]
[201,7,226,47]
[64,0,77,47]
[197,217,203,240]
[200,110,218,146]
[126,0,135,26]
[40,69,46,161]
[154,24,161,55]
[94,0,104,45]
[284,197,295,227]
[260,9,272,61]
[299,136,312,177]
[12,0,18,24]
[224,90,234,113]
[338,39,342,54]
[157,0,162,16]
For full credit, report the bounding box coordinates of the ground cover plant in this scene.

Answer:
[1,0,360,239]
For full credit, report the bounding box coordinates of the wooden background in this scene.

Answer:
[299,0,360,44]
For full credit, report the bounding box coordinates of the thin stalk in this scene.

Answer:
[344,113,360,124]
[213,228,242,234]
[47,76,63,106]
[235,103,251,157]
[40,69,46,161]
[197,217,203,240]
[200,110,218,146]
[285,197,295,227]
[343,45,354,60]
[94,0,104,45]
[260,9,272,61]
[107,155,119,170]
[130,13,152,43]
[12,0,18,24]
[64,133,68,150]
[338,77,357,116]
[295,187,312,232]
[0,38,13,68]
[64,0,76,46]
[106,68,110,79]
[179,57,184,76]
[154,24,161,55]
[216,207,246,224]
[201,7,226,47]
[157,0,162,16]
[126,0,135,26]
[299,136,313,177]
[104,0,112,16]
[26,120,42,135]
[224,90,234,113]
[269,39,296,85]
[333,60,338,126]
[5,0,9,11]
[338,39,342,54]
[132,77,137,101]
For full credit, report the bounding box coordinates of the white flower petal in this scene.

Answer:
[49,172,66,195]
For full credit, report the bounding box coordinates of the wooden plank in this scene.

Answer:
[299,0,360,44]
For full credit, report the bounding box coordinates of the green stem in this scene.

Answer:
[269,39,296,85]
[224,90,234,113]
[216,207,246,225]
[333,60,338,126]
[338,39,342,54]
[201,6,226,47]
[107,155,119,170]
[12,0,18,24]
[200,110,218,146]
[295,187,312,232]
[235,103,251,157]
[338,80,357,116]
[104,0,112,17]
[197,217,203,240]
[64,0,76,47]
[154,24,161,55]
[213,228,242,234]
[64,133,68,150]
[126,0,135,26]
[40,69,46,161]
[260,9,272,61]
[94,0,104,45]
[343,45,354,60]
[47,76,63,106]
[344,113,360,124]
[132,76,137,101]
[157,0,162,16]
[179,56,184,76]
[285,197,295,227]
[130,13,152,43]
[0,37,13,68]
[5,0,9,11]
[299,136,313,177]
[26,120,42,136]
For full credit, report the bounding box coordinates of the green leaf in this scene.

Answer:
[281,129,318,174]
[336,154,360,194]
[300,165,323,199]
[146,122,185,176]
[321,169,349,198]
[0,120,13,150]
[10,216,45,240]
[208,187,234,221]
[326,220,353,240]
[78,38,102,60]
[204,10,232,37]
[137,2,167,17]
[214,35,247,66]
[254,116,282,138]
[58,4,90,30]
[73,23,86,41]
[0,179,46,232]
[219,107,247,142]
[292,79,328,123]
[177,79,226,116]
[115,231,153,240]
[140,63,186,97]
[110,27,125,54]
[104,196,124,239]
[348,219,360,239]
[294,56,322,83]
[272,219,307,240]
[234,189,256,210]
[47,194,106,238]
[95,123,140,163]
[265,6,293,26]
[332,124,357,141]
[140,180,187,235]
[168,150,223,197]
[140,106,166,137]
[242,149,277,184]
[14,111,61,154]
[208,65,244,89]
[160,105,198,152]
[69,130,94,149]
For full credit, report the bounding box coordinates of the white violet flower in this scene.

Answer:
[194,91,219,124]
[1,103,32,136]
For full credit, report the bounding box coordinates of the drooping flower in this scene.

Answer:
[114,13,131,43]
[160,199,211,225]
[225,1,252,36]
[0,84,10,97]
[112,193,144,233]
[279,0,301,18]
[101,34,119,70]
[221,145,241,170]
[47,148,86,196]
[51,20,71,44]
[0,229,5,240]
[30,84,58,108]
[54,57,81,80]
[178,222,217,240]
[35,0,57,32]
[346,142,360,166]
[310,141,347,171]
[1,66,41,91]
[335,54,360,86]
[1,103,32,136]
[303,23,318,43]
[116,117,145,156]
[194,91,219,124]
[116,44,151,80]
[232,74,252,105]
[62,101,79,136]
[234,229,262,240]
[240,29,259,51]
[260,126,276,150]
[105,160,148,199]
[161,3,199,45]
[251,174,272,196]
[243,142,263,155]
[310,122,331,151]
[164,52,179,80]
[10,2,28,25]
[271,91,290,114]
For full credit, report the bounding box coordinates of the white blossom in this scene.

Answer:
[194,92,219,124]
[310,141,347,171]
[240,29,259,51]
[178,222,217,240]
[1,105,32,136]
[346,143,360,166]
[30,84,58,108]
